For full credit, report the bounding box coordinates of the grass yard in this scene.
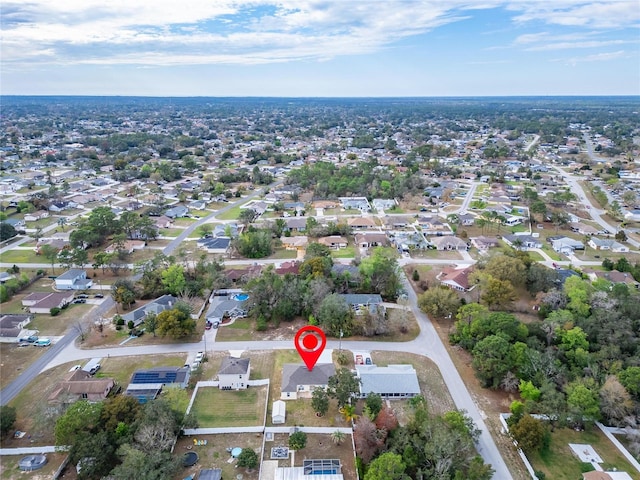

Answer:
[159,228,184,238]
[266,248,298,260]
[0,452,69,480]
[216,204,244,220]
[215,317,255,342]
[527,427,639,480]
[330,246,357,259]
[0,249,41,264]
[190,386,267,427]
[410,249,463,260]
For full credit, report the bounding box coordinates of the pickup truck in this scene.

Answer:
[34,338,51,347]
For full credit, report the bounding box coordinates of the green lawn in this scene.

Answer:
[267,248,298,259]
[215,317,255,341]
[330,246,357,258]
[527,427,638,480]
[216,204,245,220]
[0,249,41,263]
[190,386,266,427]
[159,228,183,238]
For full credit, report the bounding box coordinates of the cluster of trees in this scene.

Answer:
[54,395,196,479]
[602,256,640,282]
[0,266,43,302]
[69,207,158,250]
[286,160,424,200]
[357,396,493,480]
[246,246,401,335]
[448,272,640,435]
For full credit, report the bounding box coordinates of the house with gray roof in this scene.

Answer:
[281,363,336,400]
[121,294,178,327]
[356,364,420,399]
[217,356,250,390]
[503,234,542,250]
[0,314,33,342]
[339,294,385,315]
[197,236,231,254]
[164,205,189,219]
[339,197,370,212]
[205,291,248,327]
[55,269,93,290]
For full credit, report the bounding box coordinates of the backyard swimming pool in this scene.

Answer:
[232,293,249,301]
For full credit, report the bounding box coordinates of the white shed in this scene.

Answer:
[272,400,286,424]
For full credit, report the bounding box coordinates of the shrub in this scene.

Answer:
[127,320,135,330]
[256,315,268,331]
[50,307,61,316]
[115,316,125,326]
[412,269,420,281]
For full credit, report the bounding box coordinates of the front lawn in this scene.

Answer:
[330,246,356,258]
[0,249,41,264]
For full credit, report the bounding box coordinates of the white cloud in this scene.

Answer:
[559,49,628,65]
[1,0,637,67]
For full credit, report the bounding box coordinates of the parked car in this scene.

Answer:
[94,294,104,298]
[365,357,372,365]
[205,321,212,330]
[34,338,51,347]
[89,364,101,375]
[73,298,87,304]
[355,355,364,365]
[195,352,204,363]
[19,335,39,343]
[76,294,89,299]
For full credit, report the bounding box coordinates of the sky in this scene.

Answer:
[1,0,639,97]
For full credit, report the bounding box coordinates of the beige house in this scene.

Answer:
[317,235,348,249]
[49,369,114,404]
[281,236,308,251]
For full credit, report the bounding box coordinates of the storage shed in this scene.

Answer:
[272,400,286,424]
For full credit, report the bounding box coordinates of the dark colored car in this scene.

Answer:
[94,294,104,298]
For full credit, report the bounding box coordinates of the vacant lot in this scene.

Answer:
[190,386,268,427]
[527,427,639,480]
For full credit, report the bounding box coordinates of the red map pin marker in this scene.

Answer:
[295,325,327,371]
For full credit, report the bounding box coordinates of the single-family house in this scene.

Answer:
[164,205,189,219]
[354,232,389,248]
[217,356,250,390]
[340,294,385,315]
[284,217,307,233]
[275,461,344,480]
[281,363,335,400]
[205,291,248,327]
[22,292,74,314]
[503,234,542,250]
[272,400,286,424]
[189,200,207,210]
[121,294,178,327]
[104,240,146,255]
[586,270,639,288]
[35,238,69,253]
[197,237,231,254]
[55,269,93,290]
[372,198,397,211]
[225,265,263,284]
[275,260,301,275]
[458,213,476,226]
[213,223,239,238]
[383,216,410,229]
[347,216,377,230]
[317,236,348,249]
[624,210,640,222]
[355,364,420,399]
[0,314,33,342]
[588,238,629,253]
[281,236,308,251]
[24,211,49,222]
[437,265,475,292]
[49,201,74,212]
[48,369,114,404]
[552,237,584,255]
[471,236,500,251]
[0,272,15,284]
[582,470,634,480]
[154,215,173,229]
[569,222,599,236]
[331,264,361,285]
[126,367,190,397]
[430,236,468,251]
[3,218,25,229]
[339,197,370,212]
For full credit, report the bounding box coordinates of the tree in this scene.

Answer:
[161,264,186,296]
[0,406,17,437]
[317,293,353,337]
[418,286,460,318]
[566,380,601,428]
[355,416,385,464]
[471,334,515,388]
[375,404,399,432]
[238,208,258,226]
[599,376,634,426]
[55,400,103,446]
[615,230,627,242]
[40,243,58,274]
[618,366,640,399]
[359,247,402,300]
[510,415,548,453]
[69,430,117,480]
[133,399,182,454]
[339,404,359,422]
[100,395,141,433]
[71,247,88,268]
[328,367,361,408]
[57,248,74,270]
[364,393,383,419]
[484,254,527,286]
[311,387,329,416]
[237,447,258,469]
[197,223,213,238]
[111,444,181,480]
[331,430,346,445]
[234,229,273,258]
[144,313,158,337]
[111,279,137,312]
[519,380,541,402]
[0,222,17,241]
[482,276,516,309]
[289,431,307,450]
[364,452,409,480]
[156,307,196,338]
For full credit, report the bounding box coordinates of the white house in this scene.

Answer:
[24,211,49,222]
[272,400,286,424]
[55,269,93,291]
[217,356,250,390]
[355,364,421,399]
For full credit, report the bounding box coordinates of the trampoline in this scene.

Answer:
[19,455,47,471]
[183,451,199,467]
[231,447,242,458]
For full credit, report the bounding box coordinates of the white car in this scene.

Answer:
[195,352,204,363]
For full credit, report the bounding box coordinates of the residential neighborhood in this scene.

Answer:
[0,97,639,480]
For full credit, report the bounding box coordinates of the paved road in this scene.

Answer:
[40,272,513,479]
